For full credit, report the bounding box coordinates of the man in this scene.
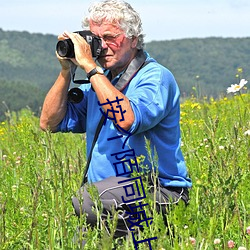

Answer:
[40,0,192,245]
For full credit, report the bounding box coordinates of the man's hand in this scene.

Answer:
[62,31,96,73]
[56,33,79,71]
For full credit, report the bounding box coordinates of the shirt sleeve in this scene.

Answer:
[57,86,89,133]
[127,62,180,134]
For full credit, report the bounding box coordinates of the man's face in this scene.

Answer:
[89,20,138,73]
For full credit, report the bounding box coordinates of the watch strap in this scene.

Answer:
[87,67,103,80]
[87,68,97,79]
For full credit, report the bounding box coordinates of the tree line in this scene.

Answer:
[0,28,249,120]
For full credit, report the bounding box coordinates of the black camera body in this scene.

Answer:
[56,30,102,58]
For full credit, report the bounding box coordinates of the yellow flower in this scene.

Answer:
[191,103,201,109]
[237,67,243,73]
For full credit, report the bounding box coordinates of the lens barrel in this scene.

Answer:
[56,39,75,58]
[56,31,102,58]
[68,88,84,103]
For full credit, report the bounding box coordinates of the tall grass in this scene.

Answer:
[0,93,249,249]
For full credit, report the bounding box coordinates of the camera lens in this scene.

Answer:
[56,39,74,58]
[68,88,84,103]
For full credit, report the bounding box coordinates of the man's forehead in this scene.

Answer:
[90,20,122,33]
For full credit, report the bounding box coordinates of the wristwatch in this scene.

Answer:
[87,66,104,80]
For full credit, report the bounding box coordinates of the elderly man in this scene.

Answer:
[40,0,192,245]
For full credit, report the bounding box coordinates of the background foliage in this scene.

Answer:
[0,21,250,248]
[0,28,250,120]
[0,92,249,249]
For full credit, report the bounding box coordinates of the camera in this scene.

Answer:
[56,30,102,58]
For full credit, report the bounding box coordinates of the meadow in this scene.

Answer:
[0,90,249,249]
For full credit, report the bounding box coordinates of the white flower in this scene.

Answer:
[214,238,221,244]
[189,237,196,245]
[227,79,248,93]
[244,130,250,136]
[20,207,25,214]
[238,247,246,250]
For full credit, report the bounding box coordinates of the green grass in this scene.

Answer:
[0,93,249,249]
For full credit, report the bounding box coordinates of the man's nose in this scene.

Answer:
[101,38,108,49]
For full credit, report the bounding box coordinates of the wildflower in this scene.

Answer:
[228,240,235,248]
[42,213,48,221]
[196,180,202,185]
[244,130,250,136]
[12,185,17,192]
[238,247,246,250]
[218,145,224,150]
[214,238,221,244]
[237,67,243,73]
[189,237,196,246]
[191,103,201,109]
[246,226,250,235]
[227,79,248,93]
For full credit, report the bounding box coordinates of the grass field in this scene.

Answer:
[0,90,249,249]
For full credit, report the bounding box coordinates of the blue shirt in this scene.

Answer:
[58,52,192,188]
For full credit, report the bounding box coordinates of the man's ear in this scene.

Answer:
[131,36,139,48]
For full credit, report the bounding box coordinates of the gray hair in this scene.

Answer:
[82,0,145,49]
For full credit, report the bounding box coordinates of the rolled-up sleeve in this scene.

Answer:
[127,64,179,134]
[57,87,89,133]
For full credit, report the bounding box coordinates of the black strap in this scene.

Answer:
[81,50,149,186]
[114,50,147,91]
[81,115,106,186]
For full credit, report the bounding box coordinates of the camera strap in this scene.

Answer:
[81,50,149,186]
[114,49,148,91]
